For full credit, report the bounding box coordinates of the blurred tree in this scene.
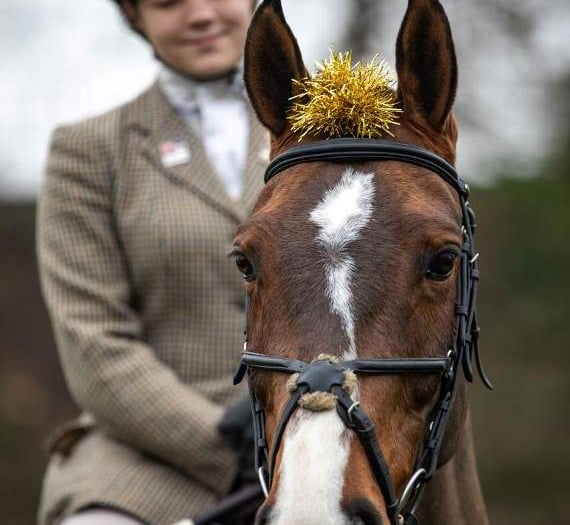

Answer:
[548,72,570,173]
[343,0,383,60]
[340,0,569,181]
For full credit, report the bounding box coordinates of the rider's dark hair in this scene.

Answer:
[111,0,146,40]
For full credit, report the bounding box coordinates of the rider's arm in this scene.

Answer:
[37,121,237,495]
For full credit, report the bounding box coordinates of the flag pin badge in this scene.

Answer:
[160,141,191,168]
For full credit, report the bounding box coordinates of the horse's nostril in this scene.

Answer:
[347,498,385,525]
[351,517,384,525]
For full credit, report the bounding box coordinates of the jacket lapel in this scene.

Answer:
[126,82,267,224]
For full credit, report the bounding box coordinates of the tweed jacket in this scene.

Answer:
[37,81,267,525]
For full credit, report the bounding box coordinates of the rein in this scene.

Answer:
[234,138,491,525]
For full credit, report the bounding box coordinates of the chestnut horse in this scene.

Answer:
[232,1,490,524]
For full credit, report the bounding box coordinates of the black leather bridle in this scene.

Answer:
[233,138,492,525]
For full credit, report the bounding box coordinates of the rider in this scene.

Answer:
[37,1,261,524]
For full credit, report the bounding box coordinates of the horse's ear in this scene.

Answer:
[244,0,307,137]
[395,0,457,131]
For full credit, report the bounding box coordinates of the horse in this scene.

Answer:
[231,1,491,524]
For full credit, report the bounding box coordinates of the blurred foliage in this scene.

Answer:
[472,174,570,524]
[471,74,570,522]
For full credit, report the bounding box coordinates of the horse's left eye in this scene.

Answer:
[234,252,256,281]
[425,247,459,281]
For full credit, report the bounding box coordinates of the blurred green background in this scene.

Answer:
[472,162,570,523]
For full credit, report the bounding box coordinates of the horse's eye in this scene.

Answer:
[234,252,256,281]
[425,248,459,281]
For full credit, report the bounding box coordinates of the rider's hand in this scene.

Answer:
[218,396,257,485]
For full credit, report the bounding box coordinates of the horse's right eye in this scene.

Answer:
[234,252,256,281]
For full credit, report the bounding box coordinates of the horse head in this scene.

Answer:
[233,1,490,524]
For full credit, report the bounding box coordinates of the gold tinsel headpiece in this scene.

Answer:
[288,51,401,140]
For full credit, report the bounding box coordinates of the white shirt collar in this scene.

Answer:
[158,64,245,118]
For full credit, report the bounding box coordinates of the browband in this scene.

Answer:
[264,138,468,197]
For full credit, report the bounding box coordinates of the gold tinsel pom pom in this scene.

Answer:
[288,51,401,140]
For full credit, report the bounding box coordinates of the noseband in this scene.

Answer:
[234,138,491,525]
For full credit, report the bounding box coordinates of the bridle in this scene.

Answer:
[233,138,492,525]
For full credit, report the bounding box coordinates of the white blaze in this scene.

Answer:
[309,168,375,358]
[271,411,352,525]
[271,169,375,525]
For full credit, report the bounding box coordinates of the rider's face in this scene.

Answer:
[131,0,253,79]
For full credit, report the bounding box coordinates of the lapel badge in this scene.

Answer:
[160,141,191,168]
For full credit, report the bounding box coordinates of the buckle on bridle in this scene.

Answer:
[397,467,427,522]
[258,466,269,498]
[444,349,455,378]
[347,400,360,425]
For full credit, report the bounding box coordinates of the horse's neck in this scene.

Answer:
[416,413,490,525]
